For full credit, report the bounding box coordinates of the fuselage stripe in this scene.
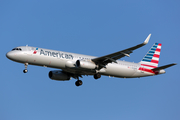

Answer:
[141,64,157,68]
[138,67,156,74]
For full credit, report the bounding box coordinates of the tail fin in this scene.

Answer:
[139,43,162,69]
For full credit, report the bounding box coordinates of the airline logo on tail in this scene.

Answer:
[139,43,162,73]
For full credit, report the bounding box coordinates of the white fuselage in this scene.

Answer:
[6,46,165,78]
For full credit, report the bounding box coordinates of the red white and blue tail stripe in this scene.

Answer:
[140,43,162,69]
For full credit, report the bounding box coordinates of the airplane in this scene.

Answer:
[6,34,176,86]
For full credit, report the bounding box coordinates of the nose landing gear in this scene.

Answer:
[23,63,28,73]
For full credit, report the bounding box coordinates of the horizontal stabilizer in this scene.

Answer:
[151,63,177,71]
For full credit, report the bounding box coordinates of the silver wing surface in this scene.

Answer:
[92,34,151,69]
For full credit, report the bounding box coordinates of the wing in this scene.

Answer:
[92,34,151,69]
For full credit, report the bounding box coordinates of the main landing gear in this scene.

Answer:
[75,73,101,87]
[23,63,28,73]
[75,76,83,87]
[94,73,101,79]
[75,80,83,87]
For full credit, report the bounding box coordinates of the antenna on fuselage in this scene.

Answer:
[26,44,28,50]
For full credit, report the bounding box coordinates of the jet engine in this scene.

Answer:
[49,70,70,81]
[76,60,96,69]
[65,61,76,68]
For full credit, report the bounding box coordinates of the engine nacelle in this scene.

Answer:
[76,60,96,69]
[65,60,76,68]
[49,70,70,81]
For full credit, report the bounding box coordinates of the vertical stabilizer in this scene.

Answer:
[139,43,162,69]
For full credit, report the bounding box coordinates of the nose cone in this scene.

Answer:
[6,51,14,60]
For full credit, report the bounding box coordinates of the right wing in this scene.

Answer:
[92,34,151,69]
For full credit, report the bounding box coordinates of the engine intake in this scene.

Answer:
[49,70,70,81]
[76,60,96,69]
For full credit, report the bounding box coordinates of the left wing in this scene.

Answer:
[92,34,151,69]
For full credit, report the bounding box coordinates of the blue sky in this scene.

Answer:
[1,0,180,120]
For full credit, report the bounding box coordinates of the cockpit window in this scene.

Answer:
[12,48,22,51]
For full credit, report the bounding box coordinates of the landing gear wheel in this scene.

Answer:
[23,63,28,73]
[23,69,28,73]
[75,80,83,86]
[94,73,101,79]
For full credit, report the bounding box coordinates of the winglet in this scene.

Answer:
[143,34,151,45]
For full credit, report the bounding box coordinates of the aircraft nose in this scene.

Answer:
[6,51,14,60]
